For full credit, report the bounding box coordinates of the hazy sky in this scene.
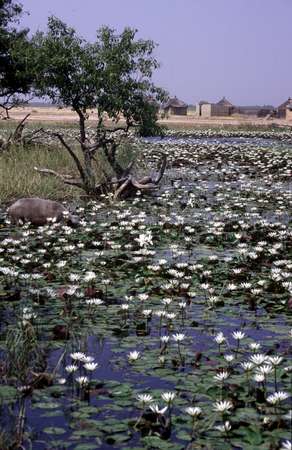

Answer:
[20,0,292,106]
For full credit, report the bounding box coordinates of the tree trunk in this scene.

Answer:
[104,142,124,178]
[83,148,97,195]
[75,108,86,143]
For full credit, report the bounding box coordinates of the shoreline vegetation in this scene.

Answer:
[1,122,291,204]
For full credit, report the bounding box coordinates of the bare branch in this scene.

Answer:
[137,175,152,184]
[122,159,136,177]
[34,167,83,188]
[12,113,31,141]
[131,178,157,190]
[53,133,86,182]
[153,153,167,184]
[113,176,132,200]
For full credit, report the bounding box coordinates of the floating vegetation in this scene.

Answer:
[0,129,291,449]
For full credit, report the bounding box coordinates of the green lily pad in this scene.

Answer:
[43,427,66,435]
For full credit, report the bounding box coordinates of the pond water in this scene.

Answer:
[0,133,291,450]
[143,135,292,148]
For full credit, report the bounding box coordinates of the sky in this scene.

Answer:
[19,0,292,107]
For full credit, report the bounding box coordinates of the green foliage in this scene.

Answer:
[32,17,167,135]
[5,318,40,380]
[0,0,34,115]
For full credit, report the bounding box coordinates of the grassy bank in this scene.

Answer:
[0,140,139,205]
[0,145,81,205]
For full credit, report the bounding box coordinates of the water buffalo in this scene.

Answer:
[7,198,79,226]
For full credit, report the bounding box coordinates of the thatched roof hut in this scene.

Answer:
[217,97,234,107]
[163,97,188,115]
[277,97,292,118]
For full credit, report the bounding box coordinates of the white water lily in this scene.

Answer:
[214,371,229,382]
[75,376,89,386]
[213,400,233,413]
[232,330,245,340]
[172,333,185,342]
[267,391,289,404]
[214,332,225,344]
[128,351,141,362]
[185,406,202,417]
[280,441,291,450]
[215,421,232,432]
[70,352,86,361]
[137,394,153,404]
[149,404,168,415]
[249,353,267,365]
[161,392,176,404]
[83,362,98,371]
[65,365,78,373]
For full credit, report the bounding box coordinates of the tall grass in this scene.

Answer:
[0,140,140,205]
[0,145,87,205]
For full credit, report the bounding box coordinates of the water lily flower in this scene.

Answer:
[70,352,87,361]
[84,271,96,282]
[121,303,129,310]
[213,400,233,413]
[81,356,95,363]
[214,332,226,344]
[256,365,273,376]
[268,356,283,366]
[214,371,229,382]
[241,362,253,371]
[84,362,98,371]
[86,298,104,306]
[232,331,245,340]
[75,376,89,386]
[149,404,168,415]
[254,373,265,383]
[215,421,232,433]
[266,391,289,404]
[161,391,176,404]
[249,342,261,351]
[137,394,153,404]
[65,365,78,373]
[280,440,291,450]
[185,406,202,417]
[250,353,267,365]
[172,333,185,342]
[128,351,141,362]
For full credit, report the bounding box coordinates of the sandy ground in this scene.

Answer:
[2,105,292,128]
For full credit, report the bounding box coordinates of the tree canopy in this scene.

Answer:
[0,0,34,117]
[33,17,166,138]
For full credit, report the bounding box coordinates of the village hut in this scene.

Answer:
[215,97,235,115]
[216,97,234,108]
[199,97,234,117]
[286,103,292,121]
[195,100,209,116]
[163,97,188,115]
[277,98,292,118]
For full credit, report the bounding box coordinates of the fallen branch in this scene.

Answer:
[34,167,83,188]
[153,153,167,184]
